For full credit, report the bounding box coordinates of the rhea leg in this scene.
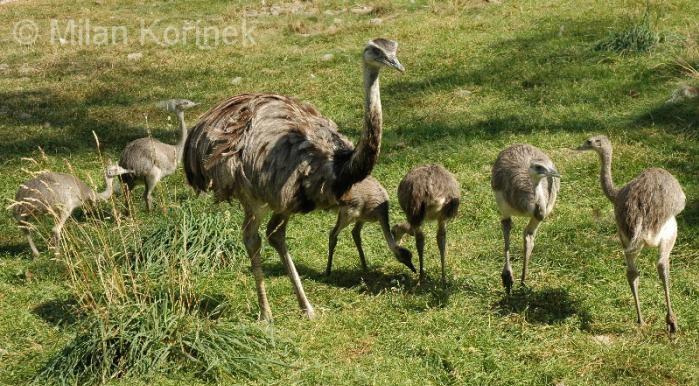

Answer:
[437,220,448,286]
[20,224,40,257]
[624,248,643,326]
[327,211,352,275]
[415,226,426,284]
[521,217,540,287]
[500,218,513,294]
[52,210,70,256]
[658,228,678,333]
[267,213,315,319]
[351,222,368,272]
[144,175,159,211]
[243,206,272,321]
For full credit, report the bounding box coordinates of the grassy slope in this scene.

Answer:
[1,0,698,384]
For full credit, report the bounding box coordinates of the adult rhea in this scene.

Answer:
[184,39,404,320]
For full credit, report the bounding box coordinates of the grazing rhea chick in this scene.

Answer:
[119,99,198,211]
[491,144,561,294]
[326,176,416,275]
[392,164,460,285]
[11,163,131,257]
[578,135,686,333]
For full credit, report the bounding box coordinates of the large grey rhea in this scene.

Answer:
[578,135,685,333]
[183,38,404,321]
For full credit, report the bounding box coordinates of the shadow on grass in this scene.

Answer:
[33,298,81,328]
[265,260,463,308]
[0,242,31,258]
[494,287,592,330]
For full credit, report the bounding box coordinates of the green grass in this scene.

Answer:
[1,0,698,384]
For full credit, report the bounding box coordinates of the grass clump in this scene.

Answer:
[594,17,663,54]
[33,201,288,385]
[136,203,245,274]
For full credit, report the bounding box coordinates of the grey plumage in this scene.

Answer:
[491,144,560,294]
[392,164,460,285]
[578,135,686,332]
[10,164,131,257]
[183,38,404,321]
[119,99,198,211]
[326,176,415,275]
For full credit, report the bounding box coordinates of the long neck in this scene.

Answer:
[96,175,114,201]
[532,178,547,220]
[174,110,187,162]
[333,66,382,195]
[598,148,618,202]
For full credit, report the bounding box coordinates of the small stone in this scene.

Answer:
[351,5,373,15]
[17,112,32,120]
[369,18,383,25]
[321,53,334,61]
[230,76,243,85]
[0,63,8,71]
[456,89,473,97]
[592,335,612,345]
[42,122,51,128]
[127,52,143,61]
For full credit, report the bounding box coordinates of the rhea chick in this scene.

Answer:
[326,176,415,275]
[11,163,131,256]
[119,99,198,211]
[491,144,561,294]
[578,135,685,333]
[392,164,460,286]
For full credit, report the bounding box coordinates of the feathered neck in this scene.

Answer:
[174,110,187,162]
[597,148,618,201]
[95,174,115,202]
[332,65,383,196]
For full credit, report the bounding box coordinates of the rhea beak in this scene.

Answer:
[388,57,405,73]
[547,170,561,179]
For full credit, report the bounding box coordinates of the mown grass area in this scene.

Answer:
[1,0,698,384]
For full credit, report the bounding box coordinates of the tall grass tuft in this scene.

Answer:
[33,197,290,385]
[594,16,663,54]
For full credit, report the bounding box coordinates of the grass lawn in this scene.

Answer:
[1,0,698,384]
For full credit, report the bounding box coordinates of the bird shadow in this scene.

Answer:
[493,287,592,331]
[0,242,31,258]
[265,260,418,295]
[33,297,82,328]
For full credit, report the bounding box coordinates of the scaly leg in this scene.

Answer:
[521,217,540,287]
[415,227,425,284]
[243,206,272,321]
[52,210,70,256]
[326,211,351,275]
[437,220,448,287]
[144,175,159,211]
[500,218,513,294]
[625,248,643,326]
[267,213,315,319]
[351,222,368,272]
[657,225,678,333]
[20,224,40,257]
